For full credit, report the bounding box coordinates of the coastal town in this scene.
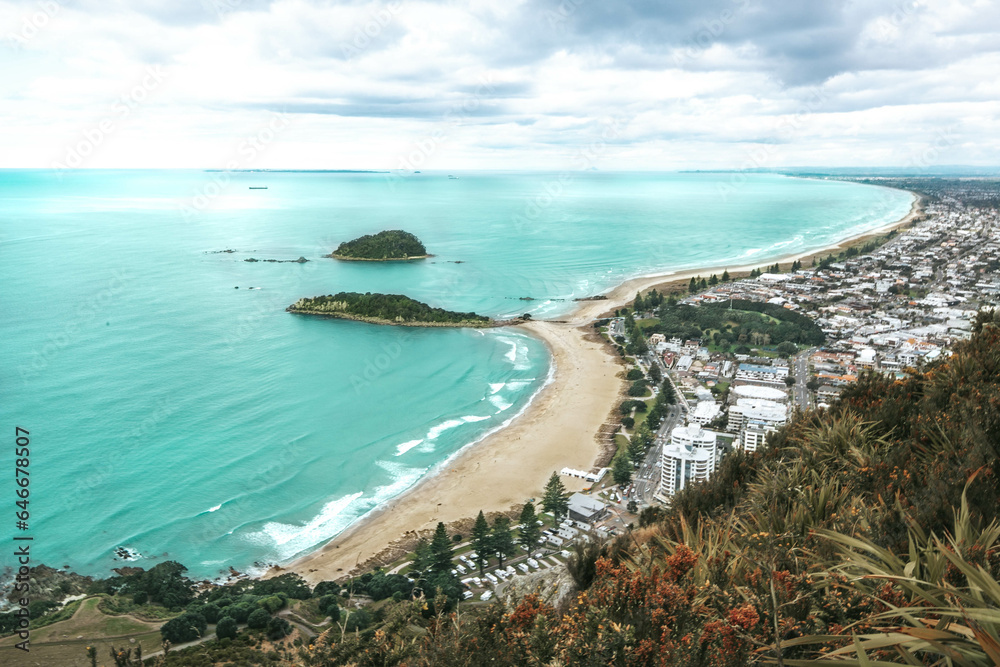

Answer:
[347,178,1000,607]
[605,179,1000,512]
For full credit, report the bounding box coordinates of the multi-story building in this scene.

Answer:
[658,425,719,500]
[739,420,775,453]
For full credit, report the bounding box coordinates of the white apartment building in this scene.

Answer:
[658,425,719,499]
[739,420,775,453]
[727,398,788,431]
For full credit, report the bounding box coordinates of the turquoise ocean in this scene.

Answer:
[1,170,913,579]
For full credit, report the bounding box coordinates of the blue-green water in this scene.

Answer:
[1,170,912,578]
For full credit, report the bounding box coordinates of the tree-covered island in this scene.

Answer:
[287,292,504,327]
[328,230,429,260]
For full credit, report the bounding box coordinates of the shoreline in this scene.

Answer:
[275,189,922,584]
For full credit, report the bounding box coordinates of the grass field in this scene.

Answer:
[0,597,165,667]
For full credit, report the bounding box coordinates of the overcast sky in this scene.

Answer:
[1,0,997,170]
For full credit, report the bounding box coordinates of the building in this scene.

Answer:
[689,400,721,426]
[733,363,790,389]
[727,398,788,431]
[567,493,608,524]
[659,426,716,499]
[730,384,788,403]
[739,420,775,453]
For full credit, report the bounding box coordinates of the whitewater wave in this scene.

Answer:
[489,395,514,412]
[395,439,423,456]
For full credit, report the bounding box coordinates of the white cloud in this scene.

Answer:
[0,0,997,169]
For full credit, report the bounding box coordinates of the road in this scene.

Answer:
[791,348,816,409]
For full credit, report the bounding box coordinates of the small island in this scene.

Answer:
[328,230,429,261]
[287,292,509,327]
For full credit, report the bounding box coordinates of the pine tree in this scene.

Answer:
[699,278,708,289]
[722,269,730,282]
[688,277,697,293]
[612,453,632,486]
[627,434,645,467]
[542,472,570,522]
[633,292,644,312]
[429,522,454,574]
[491,516,516,569]
[470,511,491,576]
[411,537,432,576]
[518,502,541,552]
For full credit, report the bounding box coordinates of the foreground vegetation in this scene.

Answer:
[330,230,428,260]
[287,292,493,326]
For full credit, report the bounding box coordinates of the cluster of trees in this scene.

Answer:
[288,292,490,325]
[631,288,665,314]
[687,270,733,294]
[650,299,824,350]
[614,378,676,486]
[282,311,1000,666]
[332,230,427,259]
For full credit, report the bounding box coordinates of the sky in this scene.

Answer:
[0,0,998,170]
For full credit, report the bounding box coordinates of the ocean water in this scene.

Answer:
[1,170,913,578]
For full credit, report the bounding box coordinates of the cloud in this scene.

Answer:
[0,0,997,168]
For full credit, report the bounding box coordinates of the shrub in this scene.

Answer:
[266,616,292,641]
[317,595,339,618]
[247,608,270,630]
[215,616,238,640]
[160,612,206,644]
[132,591,148,606]
[343,608,371,632]
[200,602,221,624]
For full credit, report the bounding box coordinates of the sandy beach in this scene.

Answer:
[277,189,922,584]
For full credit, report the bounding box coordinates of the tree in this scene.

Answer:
[518,502,541,551]
[160,612,206,644]
[470,511,492,575]
[648,364,662,384]
[699,278,708,289]
[777,341,798,358]
[806,378,821,392]
[542,472,570,522]
[633,292,645,312]
[709,274,719,286]
[411,537,432,576]
[627,436,645,467]
[612,453,632,486]
[266,616,292,640]
[784,376,797,387]
[722,269,730,282]
[317,595,340,621]
[430,522,454,574]
[247,607,270,630]
[215,616,238,640]
[626,500,638,513]
[688,277,697,293]
[491,517,516,568]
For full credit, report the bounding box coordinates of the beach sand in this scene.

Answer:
[276,190,922,584]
